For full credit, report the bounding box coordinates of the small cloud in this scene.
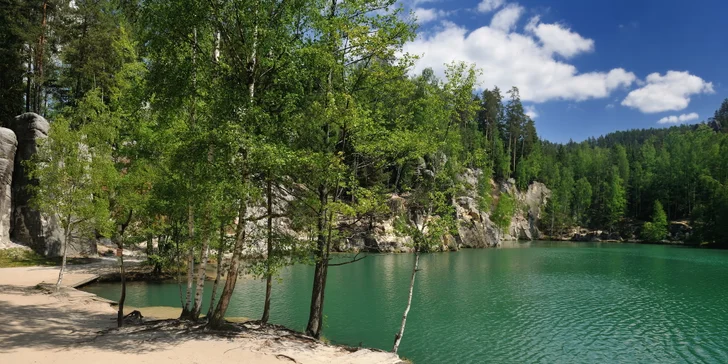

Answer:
[477,0,504,13]
[606,103,615,109]
[657,112,699,124]
[490,4,524,32]
[525,105,539,119]
[414,8,443,24]
[525,18,595,59]
[622,71,713,113]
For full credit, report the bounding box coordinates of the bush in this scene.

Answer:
[492,193,515,230]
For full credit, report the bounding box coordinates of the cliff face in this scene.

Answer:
[337,169,551,253]
[0,113,95,257]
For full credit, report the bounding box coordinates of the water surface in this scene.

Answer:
[83,242,728,363]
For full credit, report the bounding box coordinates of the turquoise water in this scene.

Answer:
[82,242,728,363]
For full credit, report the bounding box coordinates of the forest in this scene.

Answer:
[1,0,728,346]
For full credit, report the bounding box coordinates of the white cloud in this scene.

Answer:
[525,105,539,119]
[414,8,444,24]
[490,4,523,32]
[657,112,699,124]
[403,21,636,103]
[478,0,504,13]
[622,71,714,113]
[526,19,594,58]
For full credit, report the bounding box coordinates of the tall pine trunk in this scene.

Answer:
[392,251,420,354]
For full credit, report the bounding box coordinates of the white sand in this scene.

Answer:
[0,265,402,364]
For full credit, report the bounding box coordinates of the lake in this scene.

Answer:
[82,241,728,363]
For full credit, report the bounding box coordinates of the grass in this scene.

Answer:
[0,248,56,267]
[0,247,98,268]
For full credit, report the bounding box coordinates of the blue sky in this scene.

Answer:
[399,0,728,143]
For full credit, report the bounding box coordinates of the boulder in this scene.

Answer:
[8,113,85,257]
[0,128,17,244]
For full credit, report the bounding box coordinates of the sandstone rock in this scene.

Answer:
[0,127,17,244]
[8,113,69,256]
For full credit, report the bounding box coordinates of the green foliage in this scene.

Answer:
[492,193,515,230]
[394,190,456,253]
[0,248,54,268]
[477,172,493,212]
[641,201,668,242]
[28,112,114,240]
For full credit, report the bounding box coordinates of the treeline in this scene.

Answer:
[533,101,728,245]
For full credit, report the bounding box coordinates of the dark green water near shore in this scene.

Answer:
[82,241,728,363]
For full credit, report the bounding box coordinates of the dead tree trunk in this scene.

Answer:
[392,251,420,354]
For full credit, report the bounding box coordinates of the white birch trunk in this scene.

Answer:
[392,252,420,354]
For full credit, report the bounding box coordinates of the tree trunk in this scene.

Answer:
[207,196,247,329]
[306,249,328,338]
[191,233,210,320]
[180,247,194,319]
[393,251,420,354]
[146,234,153,257]
[55,227,71,290]
[174,227,185,307]
[306,186,329,338]
[207,0,257,327]
[206,224,225,319]
[117,243,126,328]
[261,177,273,324]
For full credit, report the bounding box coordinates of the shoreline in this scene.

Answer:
[0,264,404,364]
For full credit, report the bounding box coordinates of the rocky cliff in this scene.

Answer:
[0,113,94,257]
[336,168,551,253]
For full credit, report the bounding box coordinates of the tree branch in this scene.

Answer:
[327,252,367,267]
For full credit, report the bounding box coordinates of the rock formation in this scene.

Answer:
[501,178,551,241]
[0,127,17,245]
[337,168,551,253]
[7,113,74,256]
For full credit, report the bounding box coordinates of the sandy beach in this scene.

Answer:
[0,264,402,364]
